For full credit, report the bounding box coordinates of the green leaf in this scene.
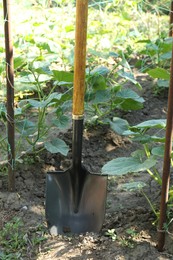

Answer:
[45,92,63,106]
[160,51,172,60]
[65,25,75,32]
[115,88,144,110]
[15,81,37,92]
[133,134,165,143]
[89,74,107,91]
[27,93,63,108]
[94,76,107,90]
[151,146,165,157]
[14,107,23,116]
[52,70,74,83]
[0,103,6,119]
[88,48,109,59]
[119,99,144,111]
[132,134,153,144]
[27,99,42,108]
[131,149,146,160]
[109,117,129,135]
[14,56,26,70]
[117,70,142,89]
[44,138,69,156]
[18,74,51,83]
[16,119,36,136]
[52,115,70,129]
[150,136,165,142]
[90,66,110,76]
[147,67,170,80]
[0,63,5,74]
[36,39,61,53]
[102,157,156,176]
[131,119,166,130]
[118,181,146,191]
[157,79,169,88]
[116,89,144,103]
[32,61,52,75]
[122,129,136,136]
[91,90,110,104]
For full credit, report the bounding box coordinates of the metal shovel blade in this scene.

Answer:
[46,168,107,235]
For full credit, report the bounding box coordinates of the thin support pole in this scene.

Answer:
[3,0,15,192]
[169,1,173,37]
[157,2,173,251]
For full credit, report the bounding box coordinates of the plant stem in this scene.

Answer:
[141,189,159,218]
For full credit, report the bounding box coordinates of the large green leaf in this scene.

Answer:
[14,56,26,70]
[18,74,51,83]
[15,82,37,92]
[160,51,172,60]
[45,92,63,106]
[119,99,143,110]
[151,146,165,157]
[132,134,165,144]
[36,39,61,53]
[89,74,107,90]
[117,70,142,89]
[91,90,110,104]
[132,134,152,144]
[90,66,110,76]
[27,99,42,108]
[32,61,52,75]
[88,48,109,59]
[157,79,169,88]
[131,119,166,130]
[115,89,144,110]
[109,117,129,135]
[52,115,70,129]
[52,70,74,83]
[102,157,156,176]
[116,89,144,103]
[44,138,69,156]
[27,93,63,108]
[16,119,36,136]
[147,67,170,80]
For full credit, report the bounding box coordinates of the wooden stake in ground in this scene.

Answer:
[3,0,15,191]
[169,1,173,37]
[157,1,173,251]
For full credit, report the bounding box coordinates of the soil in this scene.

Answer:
[0,73,173,259]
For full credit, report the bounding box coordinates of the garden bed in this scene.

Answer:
[0,73,173,259]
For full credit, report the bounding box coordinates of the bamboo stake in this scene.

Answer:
[169,1,173,37]
[157,1,173,251]
[3,0,15,192]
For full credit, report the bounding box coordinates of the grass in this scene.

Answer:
[0,217,47,259]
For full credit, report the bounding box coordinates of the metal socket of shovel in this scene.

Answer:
[45,0,107,235]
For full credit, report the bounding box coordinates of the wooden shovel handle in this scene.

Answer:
[73,0,88,117]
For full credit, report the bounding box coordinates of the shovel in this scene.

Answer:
[45,0,107,235]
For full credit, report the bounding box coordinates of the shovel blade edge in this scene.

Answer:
[45,171,107,235]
